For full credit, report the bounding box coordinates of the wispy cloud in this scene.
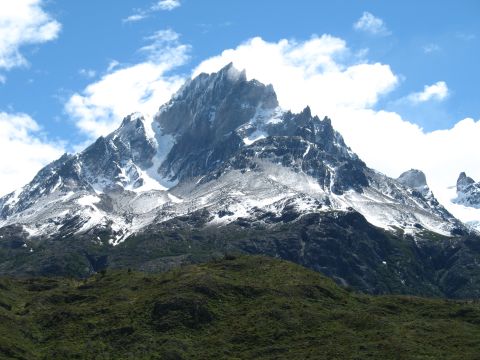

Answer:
[107,60,120,72]
[0,0,61,70]
[79,69,96,78]
[152,0,181,11]
[123,14,148,23]
[123,0,181,23]
[353,12,390,36]
[456,32,476,41]
[65,29,190,139]
[423,43,441,54]
[197,21,233,34]
[407,81,449,103]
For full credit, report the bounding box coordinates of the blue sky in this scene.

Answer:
[1,0,480,214]
[2,1,479,139]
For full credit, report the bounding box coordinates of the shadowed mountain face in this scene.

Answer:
[157,64,279,182]
[0,64,479,297]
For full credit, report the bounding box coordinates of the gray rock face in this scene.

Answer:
[397,169,429,197]
[156,63,279,183]
[454,172,480,208]
[155,63,366,195]
[398,169,427,189]
[206,130,367,195]
[457,172,476,192]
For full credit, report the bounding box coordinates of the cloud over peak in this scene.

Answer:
[65,29,190,139]
[62,31,479,225]
[192,35,480,223]
[194,35,398,114]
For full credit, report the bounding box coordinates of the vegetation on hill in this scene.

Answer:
[1,255,480,359]
[3,211,480,299]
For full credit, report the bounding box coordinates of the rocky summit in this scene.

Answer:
[1,64,480,298]
[454,172,480,209]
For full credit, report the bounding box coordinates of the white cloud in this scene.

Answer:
[353,12,390,36]
[192,35,480,224]
[194,36,397,115]
[407,81,449,103]
[152,0,181,11]
[123,0,181,23]
[0,0,61,70]
[0,112,64,196]
[65,29,190,139]
[123,14,148,23]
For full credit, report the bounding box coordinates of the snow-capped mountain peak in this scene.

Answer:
[0,64,468,243]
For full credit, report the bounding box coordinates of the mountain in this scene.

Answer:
[1,64,480,297]
[0,64,463,238]
[454,172,480,209]
[2,255,480,360]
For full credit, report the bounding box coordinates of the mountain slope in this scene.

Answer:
[1,255,480,360]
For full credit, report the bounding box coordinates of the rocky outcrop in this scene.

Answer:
[454,172,480,209]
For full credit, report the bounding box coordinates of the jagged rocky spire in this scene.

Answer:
[454,172,480,209]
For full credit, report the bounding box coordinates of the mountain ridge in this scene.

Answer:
[1,64,480,297]
[0,64,463,238]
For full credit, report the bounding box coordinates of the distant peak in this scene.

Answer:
[216,62,246,82]
[397,169,428,190]
[457,172,475,192]
[322,116,332,126]
[302,106,311,116]
[458,172,473,181]
[121,112,144,127]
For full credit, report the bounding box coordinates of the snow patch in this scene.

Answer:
[77,195,101,207]
[168,193,183,203]
[141,118,177,191]
[303,143,311,158]
[435,184,480,228]
[332,189,453,236]
[4,187,23,207]
[243,130,267,145]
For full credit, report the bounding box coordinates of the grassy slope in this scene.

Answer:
[0,255,480,359]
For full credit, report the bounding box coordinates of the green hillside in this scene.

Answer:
[1,255,479,359]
